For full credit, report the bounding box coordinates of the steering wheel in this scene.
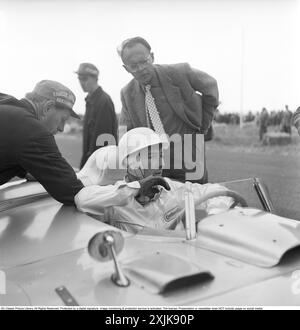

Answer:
[194,189,248,209]
[177,188,248,224]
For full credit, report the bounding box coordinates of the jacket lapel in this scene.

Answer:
[154,65,198,130]
[130,80,148,127]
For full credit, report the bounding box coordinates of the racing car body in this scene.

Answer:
[1,178,300,307]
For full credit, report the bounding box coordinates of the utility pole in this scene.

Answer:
[240,27,245,129]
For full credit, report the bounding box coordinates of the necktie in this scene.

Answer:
[145,84,166,136]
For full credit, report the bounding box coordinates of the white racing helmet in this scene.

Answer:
[118,127,169,168]
[77,145,126,186]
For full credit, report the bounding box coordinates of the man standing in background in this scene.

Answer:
[258,107,269,141]
[76,63,118,168]
[292,106,300,135]
[280,105,293,135]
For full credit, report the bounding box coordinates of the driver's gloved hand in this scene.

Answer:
[137,175,171,203]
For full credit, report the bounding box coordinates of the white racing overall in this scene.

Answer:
[75,178,233,234]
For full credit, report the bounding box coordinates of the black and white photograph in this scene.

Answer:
[0,0,300,312]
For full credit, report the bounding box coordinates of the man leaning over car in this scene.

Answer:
[0,80,84,205]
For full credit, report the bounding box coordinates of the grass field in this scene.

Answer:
[211,123,300,155]
[56,124,300,220]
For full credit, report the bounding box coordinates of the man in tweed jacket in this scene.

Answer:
[118,37,219,183]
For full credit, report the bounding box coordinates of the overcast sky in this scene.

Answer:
[0,0,299,114]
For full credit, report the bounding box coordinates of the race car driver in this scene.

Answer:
[75,128,233,233]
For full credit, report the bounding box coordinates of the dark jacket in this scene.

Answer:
[0,93,83,205]
[81,86,117,168]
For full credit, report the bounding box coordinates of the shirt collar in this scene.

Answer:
[140,70,160,91]
[85,86,102,102]
[20,98,39,119]
[149,71,160,87]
